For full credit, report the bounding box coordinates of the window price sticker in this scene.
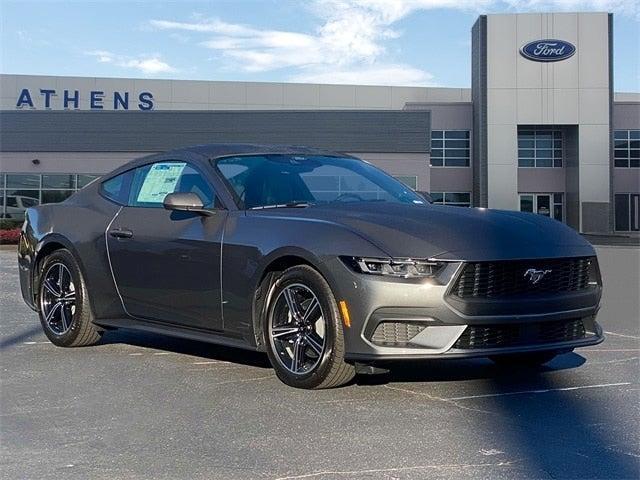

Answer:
[137,162,187,203]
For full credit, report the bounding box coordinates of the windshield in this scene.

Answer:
[215,154,425,209]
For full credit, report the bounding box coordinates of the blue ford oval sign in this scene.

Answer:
[520,39,576,62]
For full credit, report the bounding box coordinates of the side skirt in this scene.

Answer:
[94,317,260,352]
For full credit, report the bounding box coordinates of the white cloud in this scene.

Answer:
[149,0,638,85]
[317,0,639,18]
[502,1,639,17]
[149,7,437,85]
[85,50,176,75]
[291,64,435,86]
[169,33,191,44]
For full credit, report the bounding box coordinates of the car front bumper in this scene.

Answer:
[323,258,604,362]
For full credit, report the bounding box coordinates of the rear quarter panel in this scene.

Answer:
[18,183,125,319]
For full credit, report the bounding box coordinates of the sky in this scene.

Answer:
[1,0,638,91]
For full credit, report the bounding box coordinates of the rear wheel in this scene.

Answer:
[264,265,355,389]
[38,249,102,347]
[490,351,558,367]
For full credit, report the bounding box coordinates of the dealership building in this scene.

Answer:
[0,11,638,233]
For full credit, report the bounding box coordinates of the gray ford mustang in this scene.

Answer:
[18,144,604,389]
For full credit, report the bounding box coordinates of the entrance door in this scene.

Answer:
[615,193,640,232]
[519,193,563,222]
[536,194,551,217]
[632,194,640,231]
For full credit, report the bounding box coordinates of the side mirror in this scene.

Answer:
[163,192,214,216]
[416,191,433,203]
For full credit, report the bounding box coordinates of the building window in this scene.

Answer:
[0,173,101,220]
[614,130,640,168]
[615,193,640,231]
[518,130,563,168]
[431,192,471,207]
[519,193,564,222]
[393,176,418,190]
[430,130,470,167]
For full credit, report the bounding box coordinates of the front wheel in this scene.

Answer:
[490,351,559,367]
[264,265,355,389]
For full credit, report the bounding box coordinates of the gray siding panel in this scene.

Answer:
[612,102,640,129]
[404,103,472,130]
[471,15,488,208]
[0,110,430,153]
[608,13,615,232]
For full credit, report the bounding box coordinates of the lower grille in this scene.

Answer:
[453,318,586,349]
[371,322,426,346]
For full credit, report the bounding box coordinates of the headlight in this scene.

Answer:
[342,256,446,278]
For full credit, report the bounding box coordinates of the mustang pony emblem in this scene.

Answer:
[524,268,552,285]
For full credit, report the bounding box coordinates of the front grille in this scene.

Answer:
[451,257,592,299]
[370,322,426,346]
[453,318,586,349]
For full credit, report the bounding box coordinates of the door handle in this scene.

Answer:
[109,228,133,239]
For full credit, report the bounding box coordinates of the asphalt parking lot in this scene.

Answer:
[1,246,638,480]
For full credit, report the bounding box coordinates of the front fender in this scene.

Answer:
[221,211,389,345]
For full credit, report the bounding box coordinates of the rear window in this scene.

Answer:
[101,170,133,205]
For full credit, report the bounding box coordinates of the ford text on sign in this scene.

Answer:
[520,40,576,62]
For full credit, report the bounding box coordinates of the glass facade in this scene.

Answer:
[518,130,563,168]
[393,175,418,190]
[614,130,640,168]
[431,192,471,207]
[0,173,100,220]
[615,194,640,231]
[519,193,564,221]
[430,131,471,167]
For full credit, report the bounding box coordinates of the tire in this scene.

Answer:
[263,265,355,389]
[490,351,558,367]
[37,248,102,347]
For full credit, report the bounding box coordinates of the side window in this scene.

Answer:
[101,170,133,205]
[128,161,216,208]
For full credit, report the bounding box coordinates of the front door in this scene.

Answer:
[536,194,551,217]
[107,160,226,331]
[632,194,640,231]
[519,193,563,222]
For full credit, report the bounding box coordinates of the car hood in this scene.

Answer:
[264,202,595,261]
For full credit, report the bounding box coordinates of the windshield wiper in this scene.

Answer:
[249,201,312,210]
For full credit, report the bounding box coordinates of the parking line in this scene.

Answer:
[584,348,639,352]
[604,331,640,340]
[589,356,639,365]
[446,382,632,401]
[274,460,517,480]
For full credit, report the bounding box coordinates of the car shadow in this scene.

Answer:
[0,325,46,350]
[99,328,272,369]
[361,353,638,479]
[356,352,586,385]
[91,332,639,477]
[477,367,637,478]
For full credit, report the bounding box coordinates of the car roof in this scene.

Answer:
[104,143,357,179]
[182,143,355,159]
